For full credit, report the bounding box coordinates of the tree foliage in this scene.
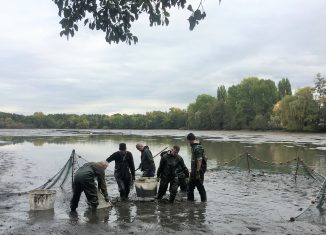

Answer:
[314,73,326,129]
[1,76,325,132]
[314,73,326,97]
[277,78,292,100]
[217,85,227,102]
[52,0,210,44]
[225,77,278,129]
[278,87,318,131]
[187,94,216,129]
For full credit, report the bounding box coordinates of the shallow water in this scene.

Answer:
[1,129,326,234]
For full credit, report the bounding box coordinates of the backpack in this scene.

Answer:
[119,152,130,179]
[193,144,207,173]
[201,155,207,173]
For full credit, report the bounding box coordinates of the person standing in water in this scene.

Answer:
[106,143,135,200]
[186,133,207,202]
[156,145,189,203]
[70,161,109,212]
[136,143,156,177]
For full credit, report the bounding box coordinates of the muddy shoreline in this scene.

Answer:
[1,164,326,234]
[1,130,326,234]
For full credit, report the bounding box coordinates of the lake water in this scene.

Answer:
[0,129,326,180]
[1,129,326,234]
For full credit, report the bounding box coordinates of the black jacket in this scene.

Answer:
[107,151,135,179]
[157,152,188,179]
[139,146,155,172]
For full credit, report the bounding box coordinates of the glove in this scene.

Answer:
[156,177,160,182]
[132,176,135,181]
[105,196,110,202]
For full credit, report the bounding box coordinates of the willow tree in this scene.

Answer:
[279,87,318,131]
[52,0,217,44]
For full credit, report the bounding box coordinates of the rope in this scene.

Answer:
[248,153,296,167]
[76,154,89,163]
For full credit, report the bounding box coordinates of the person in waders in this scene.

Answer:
[156,145,189,203]
[70,161,109,212]
[186,133,207,202]
[160,148,189,193]
[107,143,135,200]
[136,143,156,177]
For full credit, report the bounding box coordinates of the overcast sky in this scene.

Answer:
[0,0,325,115]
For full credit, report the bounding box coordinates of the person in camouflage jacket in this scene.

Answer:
[186,133,207,202]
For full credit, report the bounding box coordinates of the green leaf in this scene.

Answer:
[164,17,169,26]
[188,15,196,30]
[73,24,78,31]
[194,9,201,20]
[163,11,170,17]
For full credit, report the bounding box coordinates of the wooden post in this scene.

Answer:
[246,152,251,173]
[294,157,299,183]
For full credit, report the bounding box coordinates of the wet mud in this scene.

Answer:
[1,130,326,234]
[1,162,326,234]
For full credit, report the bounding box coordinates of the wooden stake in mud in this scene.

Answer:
[71,149,75,189]
[246,152,251,173]
[294,156,299,183]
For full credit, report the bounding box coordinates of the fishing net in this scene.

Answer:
[210,152,326,222]
[34,149,326,222]
[34,150,90,210]
[293,178,326,223]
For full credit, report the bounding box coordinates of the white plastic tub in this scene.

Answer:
[29,189,56,210]
[135,177,158,198]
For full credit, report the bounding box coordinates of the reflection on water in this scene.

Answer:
[156,201,207,231]
[28,209,55,223]
[1,129,325,175]
[113,202,134,224]
[67,200,208,231]
[83,208,110,224]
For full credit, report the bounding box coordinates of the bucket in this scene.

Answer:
[135,177,158,198]
[29,189,56,211]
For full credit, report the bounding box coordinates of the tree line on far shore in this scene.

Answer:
[1,74,325,131]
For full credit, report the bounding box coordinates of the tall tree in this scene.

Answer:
[187,94,216,129]
[314,73,326,97]
[277,78,292,100]
[279,87,318,131]
[33,112,46,128]
[226,77,277,129]
[52,0,213,44]
[314,73,326,129]
[217,85,227,102]
[166,107,187,129]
